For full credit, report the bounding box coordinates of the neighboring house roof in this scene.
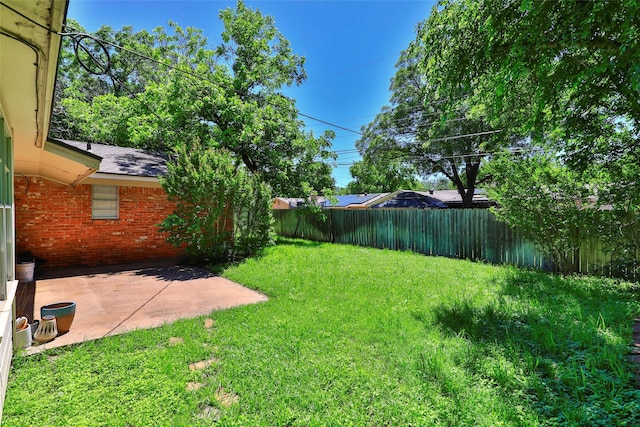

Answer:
[372,191,448,209]
[273,197,304,209]
[328,190,492,209]
[326,193,384,208]
[60,140,170,188]
[273,189,494,210]
[428,189,493,208]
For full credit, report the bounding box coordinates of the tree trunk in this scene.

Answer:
[437,159,481,208]
[462,161,480,208]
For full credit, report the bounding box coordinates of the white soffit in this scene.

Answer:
[0,1,97,186]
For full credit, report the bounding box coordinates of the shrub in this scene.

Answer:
[160,140,274,264]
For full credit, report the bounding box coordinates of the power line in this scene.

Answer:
[334,145,544,168]
[298,113,362,135]
[362,116,491,138]
[422,129,502,144]
[303,98,475,131]
[58,26,481,140]
[58,26,366,136]
[328,129,502,156]
[302,112,385,129]
[0,2,367,138]
[3,3,518,170]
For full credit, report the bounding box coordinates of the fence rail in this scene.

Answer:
[273,209,630,277]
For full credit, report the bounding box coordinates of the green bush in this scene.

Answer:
[160,141,274,264]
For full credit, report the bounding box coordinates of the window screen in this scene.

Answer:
[92,185,118,219]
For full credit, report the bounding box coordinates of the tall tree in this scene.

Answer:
[422,0,639,208]
[52,2,336,197]
[422,0,640,269]
[356,5,504,207]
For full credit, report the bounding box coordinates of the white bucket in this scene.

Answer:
[15,262,35,283]
[15,326,32,349]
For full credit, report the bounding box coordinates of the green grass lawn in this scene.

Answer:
[4,239,640,426]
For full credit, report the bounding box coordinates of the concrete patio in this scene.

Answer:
[15,262,268,354]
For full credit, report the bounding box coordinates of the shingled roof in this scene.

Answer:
[372,191,448,209]
[59,140,169,178]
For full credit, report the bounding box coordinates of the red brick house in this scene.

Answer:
[15,140,185,269]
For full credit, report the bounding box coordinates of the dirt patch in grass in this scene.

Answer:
[186,382,204,391]
[215,387,239,407]
[169,337,183,346]
[189,358,217,371]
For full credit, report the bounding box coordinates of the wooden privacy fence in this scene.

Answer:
[273,209,620,276]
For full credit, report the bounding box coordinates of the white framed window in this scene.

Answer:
[92,185,118,219]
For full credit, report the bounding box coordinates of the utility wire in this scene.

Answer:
[421,129,502,144]
[328,128,502,155]
[303,99,476,131]
[0,1,367,137]
[0,1,55,32]
[60,26,367,136]
[333,145,544,168]
[2,3,512,166]
[59,25,483,139]
[298,113,362,135]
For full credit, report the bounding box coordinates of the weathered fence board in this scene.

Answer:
[273,208,634,278]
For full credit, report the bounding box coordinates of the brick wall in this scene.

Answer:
[14,176,185,269]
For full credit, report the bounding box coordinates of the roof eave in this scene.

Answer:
[82,172,163,188]
[45,138,102,169]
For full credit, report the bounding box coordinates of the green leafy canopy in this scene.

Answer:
[53,1,336,197]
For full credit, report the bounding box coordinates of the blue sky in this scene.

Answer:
[67,0,436,187]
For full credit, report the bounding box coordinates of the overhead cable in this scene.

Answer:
[3,5,506,160]
[333,145,544,168]
[0,1,54,32]
[298,113,362,135]
[0,7,365,138]
[60,27,366,136]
